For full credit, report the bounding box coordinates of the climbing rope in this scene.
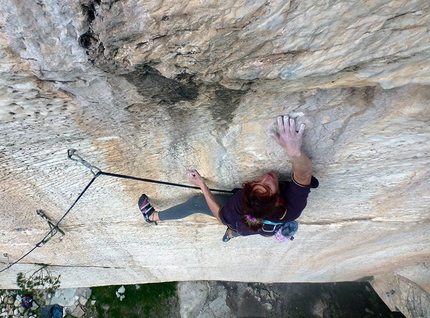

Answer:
[0,149,233,273]
[0,174,98,274]
[68,149,233,193]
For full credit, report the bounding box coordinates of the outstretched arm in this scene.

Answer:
[188,170,223,222]
[271,116,312,186]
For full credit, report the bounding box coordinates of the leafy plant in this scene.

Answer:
[16,265,61,304]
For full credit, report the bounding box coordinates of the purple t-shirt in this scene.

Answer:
[219,177,318,236]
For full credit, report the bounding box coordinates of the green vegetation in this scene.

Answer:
[88,282,179,318]
[16,266,61,299]
[13,266,61,316]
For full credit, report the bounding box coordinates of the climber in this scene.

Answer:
[138,115,318,242]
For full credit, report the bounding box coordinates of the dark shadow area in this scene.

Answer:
[222,281,405,318]
[78,281,405,318]
[122,65,199,104]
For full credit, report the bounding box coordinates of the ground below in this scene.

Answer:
[1,281,406,317]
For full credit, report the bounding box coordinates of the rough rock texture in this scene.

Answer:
[178,281,405,318]
[0,1,429,317]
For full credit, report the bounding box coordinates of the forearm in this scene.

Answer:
[200,184,223,222]
[188,169,223,221]
[288,150,312,185]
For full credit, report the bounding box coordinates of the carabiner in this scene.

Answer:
[68,149,101,176]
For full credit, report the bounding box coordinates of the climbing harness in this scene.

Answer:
[261,219,284,233]
[261,219,298,241]
[0,149,234,273]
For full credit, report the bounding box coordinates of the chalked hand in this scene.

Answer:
[188,169,206,189]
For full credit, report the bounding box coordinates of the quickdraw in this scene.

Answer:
[0,149,233,273]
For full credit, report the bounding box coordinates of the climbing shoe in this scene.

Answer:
[138,194,157,225]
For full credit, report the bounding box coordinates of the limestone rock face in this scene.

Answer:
[0,0,429,316]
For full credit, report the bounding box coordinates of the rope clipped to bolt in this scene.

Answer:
[0,149,233,273]
[68,149,233,193]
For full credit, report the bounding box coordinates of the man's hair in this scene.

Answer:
[241,181,286,231]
